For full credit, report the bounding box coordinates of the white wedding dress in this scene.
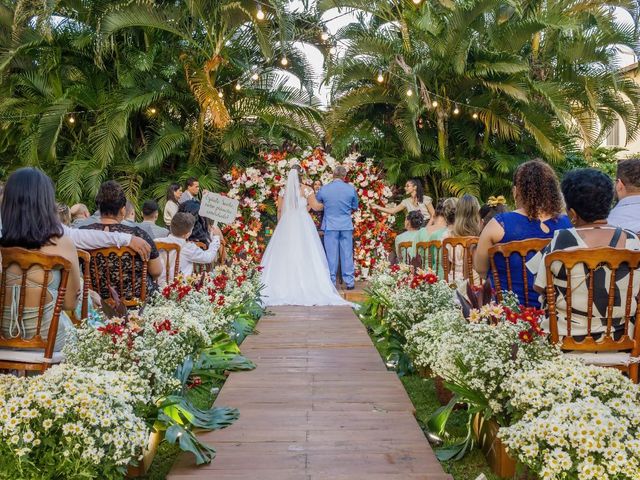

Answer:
[260,169,351,306]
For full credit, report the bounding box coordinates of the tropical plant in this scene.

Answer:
[0,0,322,207]
[322,0,640,198]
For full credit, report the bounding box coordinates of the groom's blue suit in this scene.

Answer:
[316,179,359,288]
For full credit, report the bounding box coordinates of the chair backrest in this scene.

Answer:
[86,246,148,307]
[489,239,551,305]
[0,247,71,364]
[155,241,181,285]
[416,240,442,273]
[397,241,414,264]
[442,236,479,284]
[74,250,91,323]
[544,247,640,353]
[192,241,213,274]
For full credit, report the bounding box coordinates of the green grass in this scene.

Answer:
[400,375,499,480]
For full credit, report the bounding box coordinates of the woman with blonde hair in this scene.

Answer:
[443,194,482,282]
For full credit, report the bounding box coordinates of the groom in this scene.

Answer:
[315,165,359,290]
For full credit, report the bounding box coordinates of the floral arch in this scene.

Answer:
[222,148,396,279]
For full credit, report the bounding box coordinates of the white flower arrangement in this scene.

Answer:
[0,365,148,478]
[499,358,640,479]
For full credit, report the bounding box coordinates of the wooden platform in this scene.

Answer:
[338,281,369,303]
[168,306,451,480]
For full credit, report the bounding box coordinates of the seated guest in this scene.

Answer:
[81,181,162,299]
[178,200,211,246]
[122,200,137,227]
[443,194,482,282]
[70,203,91,226]
[395,211,424,260]
[164,183,182,227]
[474,159,571,306]
[140,200,169,239]
[609,158,640,233]
[0,168,81,351]
[57,203,71,226]
[529,168,640,338]
[480,196,508,228]
[418,198,456,277]
[155,213,223,284]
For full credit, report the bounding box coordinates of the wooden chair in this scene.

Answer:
[544,247,640,382]
[192,241,212,274]
[68,250,91,325]
[0,247,71,371]
[416,240,442,273]
[397,241,414,264]
[442,236,479,284]
[155,241,181,285]
[86,246,148,308]
[489,239,551,306]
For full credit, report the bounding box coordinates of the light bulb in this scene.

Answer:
[235,83,242,91]
[321,31,330,41]
[472,112,479,119]
[406,88,413,97]
[412,0,422,3]
[376,71,384,83]
[256,6,265,20]
[280,56,288,66]
[431,100,438,108]
[218,91,224,98]
[251,72,259,81]
[453,107,460,115]
[150,107,157,114]
[68,116,75,124]
[329,46,337,55]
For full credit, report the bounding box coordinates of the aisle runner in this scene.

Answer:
[168,306,452,480]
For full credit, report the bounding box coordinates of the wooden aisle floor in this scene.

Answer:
[168,306,452,480]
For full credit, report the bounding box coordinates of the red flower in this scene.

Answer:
[504,307,518,324]
[425,273,438,284]
[518,330,534,344]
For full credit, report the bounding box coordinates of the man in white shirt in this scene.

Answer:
[609,158,640,233]
[140,200,169,239]
[155,212,222,284]
[179,177,200,204]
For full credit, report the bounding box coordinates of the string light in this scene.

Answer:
[376,71,384,83]
[67,115,75,124]
[412,0,422,3]
[472,112,479,119]
[406,88,413,97]
[329,45,337,55]
[321,29,330,42]
[431,100,438,108]
[453,107,460,115]
[149,107,157,114]
[256,4,265,20]
[280,56,288,66]
[235,83,242,91]
[218,91,224,98]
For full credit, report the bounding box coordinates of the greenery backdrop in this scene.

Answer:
[1,0,638,206]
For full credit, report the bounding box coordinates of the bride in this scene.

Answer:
[260,165,351,306]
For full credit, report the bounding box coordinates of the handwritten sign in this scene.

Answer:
[199,193,239,225]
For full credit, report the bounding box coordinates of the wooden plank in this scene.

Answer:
[168,305,451,479]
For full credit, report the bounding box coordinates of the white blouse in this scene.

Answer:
[401,197,433,220]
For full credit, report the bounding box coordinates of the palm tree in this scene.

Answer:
[322,0,640,197]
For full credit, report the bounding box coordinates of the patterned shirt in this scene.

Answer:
[80,223,159,302]
[528,227,640,337]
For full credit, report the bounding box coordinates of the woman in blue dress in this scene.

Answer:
[474,159,572,307]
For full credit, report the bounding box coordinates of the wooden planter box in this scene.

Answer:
[472,414,516,479]
[126,430,164,478]
[434,376,454,406]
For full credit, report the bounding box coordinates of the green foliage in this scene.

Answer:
[325,0,640,198]
[0,0,321,206]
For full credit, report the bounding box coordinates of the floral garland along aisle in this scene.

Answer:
[0,264,264,480]
[223,148,396,278]
[362,262,640,480]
